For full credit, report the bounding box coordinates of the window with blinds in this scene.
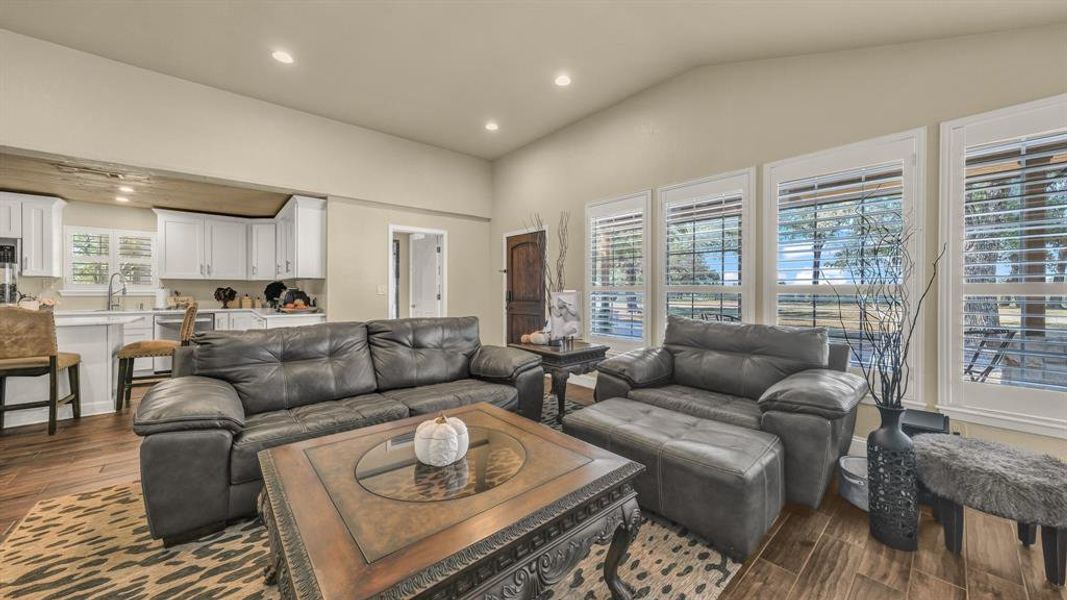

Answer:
[661,170,752,325]
[960,129,1067,392]
[586,193,649,342]
[774,162,906,365]
[64,227,157,292]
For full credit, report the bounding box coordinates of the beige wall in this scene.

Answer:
[326,197,495,331]
[0,29,492,219]
[491,24,1067,456]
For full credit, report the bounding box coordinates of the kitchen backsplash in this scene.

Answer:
[18,277,326,312]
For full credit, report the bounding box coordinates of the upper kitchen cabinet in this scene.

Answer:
[248,221,277,280]
[0,193,23,237]
[275,196,326,279]
[156,210,247,279]
[18,194,65,277]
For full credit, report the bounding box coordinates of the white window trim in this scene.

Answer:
[585,190,652,352]
[655,167,756,342]
[938,94,1067,439]
[60,226,158,296]
[762,128,926,407]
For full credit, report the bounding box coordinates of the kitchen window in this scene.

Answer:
[763,129,925,402]
[940,94,1067,437]
[586,191,650,348]
[63,227,157,294]
[658,169,755,334]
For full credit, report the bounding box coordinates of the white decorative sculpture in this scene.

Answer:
[413,414,470,467]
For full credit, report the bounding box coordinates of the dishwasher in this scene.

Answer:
[153,312,214,372]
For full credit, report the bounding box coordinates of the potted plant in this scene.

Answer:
[832,210,944,551]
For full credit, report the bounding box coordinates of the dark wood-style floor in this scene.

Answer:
[0,381,1062,600]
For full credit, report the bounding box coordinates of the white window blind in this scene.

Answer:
[660,170,754,327]
[586,192,649,343]
[940,94,1067,437]
[64,227,157,293]
[960,130,1067,392]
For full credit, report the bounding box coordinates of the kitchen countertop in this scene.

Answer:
[55,308,325,319]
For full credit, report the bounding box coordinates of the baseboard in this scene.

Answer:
[569,374,596,389]
[848,436,867,457]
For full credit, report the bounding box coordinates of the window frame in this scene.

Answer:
[939,94,1067,439]
[585,190,652,351]
[656,167,756,340]
[61,226,158,296]
[762,128,926,406]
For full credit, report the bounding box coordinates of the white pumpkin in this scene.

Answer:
[413,414,469,467]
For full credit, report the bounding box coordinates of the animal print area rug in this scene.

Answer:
[0,400,739,599]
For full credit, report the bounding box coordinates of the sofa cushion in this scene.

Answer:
[230,393,407,484]
[628,384,762,430]
[190,322,378,415]
[664,315,828,399]
[383,379,517,415]
[367,317,481,391]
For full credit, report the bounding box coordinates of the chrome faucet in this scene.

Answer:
[106,272,128,311]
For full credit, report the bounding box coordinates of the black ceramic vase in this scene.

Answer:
[867,405,918,551]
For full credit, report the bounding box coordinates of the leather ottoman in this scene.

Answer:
[563,397,785,559]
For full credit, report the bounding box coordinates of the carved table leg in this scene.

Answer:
[551,370,570,423]
[264,559,278,586]
[604,499,641,600]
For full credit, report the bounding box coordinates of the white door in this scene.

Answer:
[206,218,248,279]
[0,195,21,237]
[409,234,442,318]
[159,214,206,279]
[249,222,276,280]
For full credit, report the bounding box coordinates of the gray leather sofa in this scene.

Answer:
[133,316,543,545]
[593,315,867,509]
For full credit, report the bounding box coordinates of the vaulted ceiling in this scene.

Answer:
[2,1,1066,159]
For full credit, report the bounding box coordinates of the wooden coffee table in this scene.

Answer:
[258,403,644,600]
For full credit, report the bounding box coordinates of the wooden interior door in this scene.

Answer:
[506,231,545,344]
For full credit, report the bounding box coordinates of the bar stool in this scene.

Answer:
[115,304,198,411]
[0,307,81,436]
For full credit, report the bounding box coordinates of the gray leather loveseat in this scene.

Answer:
[133,316,543,544]
[592,316,867,509]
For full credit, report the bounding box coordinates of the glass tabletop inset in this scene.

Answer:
[355,426,527,502]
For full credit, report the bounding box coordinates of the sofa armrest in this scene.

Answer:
[134,376,246,436]
[758,369,867,420]
[470,345,542,381]
[597,347,673,387]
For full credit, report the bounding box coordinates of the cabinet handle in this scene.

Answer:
[252,265,257,275]
[207,264,212,276]
[286,260,291,271]
[200,264,205,276]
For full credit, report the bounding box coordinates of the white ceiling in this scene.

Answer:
[2,1,1066,160]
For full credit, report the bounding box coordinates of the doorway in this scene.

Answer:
[389,225,446,319]
[503,229,546,344]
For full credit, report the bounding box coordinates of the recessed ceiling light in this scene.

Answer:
[115,196,130,203]
[271,50,294,64]
[554,74,572,87]
[485,121,499,132]
[118,185,134,193]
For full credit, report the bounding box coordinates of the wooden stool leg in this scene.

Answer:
[1043,526,1065,586]
[0,375,6,430]
[115,358,128,412]
[939,495,964,554]
[1018,522,1037,547]
[70,364,81,419]
[48,362,58,436]
[124,360,134,407]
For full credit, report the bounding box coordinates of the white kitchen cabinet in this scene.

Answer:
[229,311,266,331]
[205,218,248,279]
[0,193,22,237]
[20,195,65,277]
[157,211,207,279]
[249,222,277,280]
[275,196,325,279]
[265,314,326,329]
[214,312,231,330]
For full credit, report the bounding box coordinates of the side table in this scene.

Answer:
[509,340,609,422]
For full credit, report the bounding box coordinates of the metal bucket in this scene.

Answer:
[838,456,869,512]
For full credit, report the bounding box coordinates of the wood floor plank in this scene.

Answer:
[906,570,965,600]
[847,574,903,600]
[825,497,871,547]
[762,508,832,574]
[912,510,966,587]
[1017,542,1067,600]
[788,535,865,600]
[966,509,1025,586]
[857,536,912,592]
[966,568,1028,600]
[724,558,797,600]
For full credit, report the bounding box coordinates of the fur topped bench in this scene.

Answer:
[913,434,1067,586]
